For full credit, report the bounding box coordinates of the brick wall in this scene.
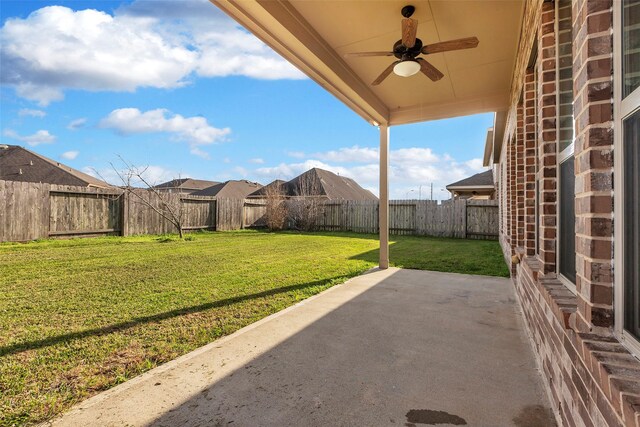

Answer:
[516,102,525,249]
[538,0,559,275]
[497,0,640,425]
[572,0,615,333]
[510,135,517,254]
[524,68,538,256]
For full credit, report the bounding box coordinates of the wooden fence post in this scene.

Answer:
[42,184,51,240]
[213,199,217,230]
[121,192,129,236]
[463,199,468,239]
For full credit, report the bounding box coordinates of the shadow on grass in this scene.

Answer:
[0,277,347,357]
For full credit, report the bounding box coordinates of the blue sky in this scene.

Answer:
[0,0,493,199]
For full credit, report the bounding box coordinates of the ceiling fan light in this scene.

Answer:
[393,60,421,77]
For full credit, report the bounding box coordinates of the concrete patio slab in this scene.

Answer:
[49,268,556,426]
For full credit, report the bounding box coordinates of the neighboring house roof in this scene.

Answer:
[446,170,494,190]
[0,144,112,188]
[250,168,378,201]
[247,180,287,198]
[191,180,263,199]
[153,178,220,193]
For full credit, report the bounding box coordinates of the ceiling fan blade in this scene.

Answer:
[421,37,479,54]
[402,18,418,48]
[417,58,444,81]
[372,61,400,86]
[344,51,395,58]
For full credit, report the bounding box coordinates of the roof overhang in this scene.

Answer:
[483,127,494,167]
[212,0,525,128]
[446,184,495,191]
[482,109,508,166]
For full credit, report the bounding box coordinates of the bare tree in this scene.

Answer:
[105,157,186,239]
[288,172,325,231]
[264,183,287,231]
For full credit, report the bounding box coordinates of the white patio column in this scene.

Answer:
[379,124,389,269]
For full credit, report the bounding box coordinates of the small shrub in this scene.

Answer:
[264,184,287,231]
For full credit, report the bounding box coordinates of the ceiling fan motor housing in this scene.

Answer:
[393,38,423,59]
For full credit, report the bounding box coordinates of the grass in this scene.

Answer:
[0,231,508,426]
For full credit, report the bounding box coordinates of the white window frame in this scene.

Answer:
[614,0,640,356]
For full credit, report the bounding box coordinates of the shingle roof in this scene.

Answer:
[0,145,112,188]
[247,180,287,198]
[249,168,377,201]
[446,170,494,189]
[191,180,263,199]
[154,178,220,192]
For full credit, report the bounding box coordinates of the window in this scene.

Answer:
[559,158,576,283]
[615,0,640,347]
[623,0,640,98]
[557,0,576,287]
[623,109,640,339]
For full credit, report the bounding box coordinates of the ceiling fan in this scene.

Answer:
[345,5,479,86]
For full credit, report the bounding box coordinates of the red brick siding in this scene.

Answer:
[524,68,538,255]
[517,102,526,249]
[572,0,614,332]
[498,0,640,425]
[538,0,559,274]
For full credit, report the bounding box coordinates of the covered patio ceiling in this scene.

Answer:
[211,0,525,127]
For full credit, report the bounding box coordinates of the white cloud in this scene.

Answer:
[311,146,440,165]
[251,145,487,200]
[3,128,56,146]
[189,146,210,159]
[391,148,439,164]
[99,108,230,156]
[67,118,87,130]
[313,146,378,163]
[255,159,352,181]
[18,108,46,118]
[0,1,304,105]
[61,150,79,160]
[464,158,485,171]
[83,164,180,187]
[248,158,264,164]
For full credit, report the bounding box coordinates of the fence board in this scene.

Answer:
[243,200,268,228]
[182,198,216,229]
[216,198,244,231]
[466,200,499,240]
[49,191,121,236]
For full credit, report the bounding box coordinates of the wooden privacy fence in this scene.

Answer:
[0,180,217,242]
[238,198,499,239]
[1,180,498,242]
[310,199,498,239]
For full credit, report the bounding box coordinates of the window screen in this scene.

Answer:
[624,109,640,339]
[623,0,640,98]
[559,157,576,284]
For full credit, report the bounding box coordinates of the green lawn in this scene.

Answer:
[0,231,507,426]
